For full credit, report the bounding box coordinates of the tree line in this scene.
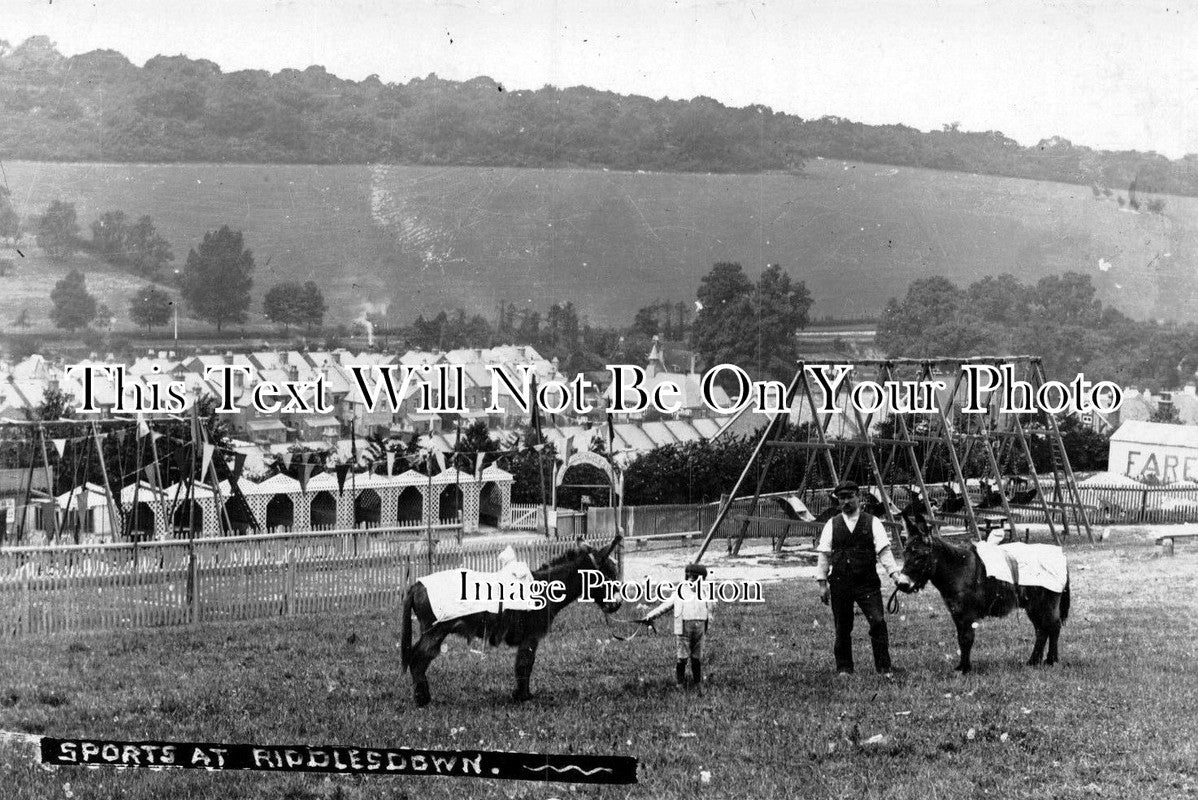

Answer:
[876,272,1198,390]
[12,198,327,337]
[2,37,1197,196]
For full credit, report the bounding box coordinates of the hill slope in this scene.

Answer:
[1,159,1190,329]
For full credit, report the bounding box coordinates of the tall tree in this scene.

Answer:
[90,210,128,259]
[124,216,174,278]
[181,225,254,331]
[262,281,308,331]
[35,200,80,261]
[300,281,327,330]
[129,285,173,332]
[752,263,813,380]
[690,262,811,385]
[691,262,754,379]
[50,269,96,331]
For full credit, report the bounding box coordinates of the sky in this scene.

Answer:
[6,0,1198,157]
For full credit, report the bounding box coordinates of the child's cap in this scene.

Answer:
[684,563,708,579]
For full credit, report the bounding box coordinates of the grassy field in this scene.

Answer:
[1,537,1196,799]
[2,158,1192,332]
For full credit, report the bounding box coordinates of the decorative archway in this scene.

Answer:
[396,486,422,524]
[354,489,382,527]
[129,502,155,539]
[172,501,204,537]
[553,450,618,499]
[479,482,502,527]
[310,491,337,528]
[266,494,294,531]
[438,484,463,523]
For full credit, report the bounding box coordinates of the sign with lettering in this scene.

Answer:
[40,737,637,784]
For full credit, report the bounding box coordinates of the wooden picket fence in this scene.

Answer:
[0,527,614,638]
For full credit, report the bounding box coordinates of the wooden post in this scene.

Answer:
[696,367,803,562]
[1010,414,1061,545]
[1032,358,1093,542]
[425,452,435,572]
[21,573,31,636]
[38,426,59,543]
[285,546,296,615]
[921,361,981,539]
[93,422,121,542]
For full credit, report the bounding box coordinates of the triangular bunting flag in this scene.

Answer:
[282,451,293,470]
[52,439,66,458]
[231,452,247,483]
[386,451,395,476]
[433,449,446,472]
[137,413,150,438]
[299,462,313,493]
[144,463,160,489]
[115,429,126,446]
[201,444,214,479]
[475,451,485,479]
[561,435,573,467]
[335,464,351,495]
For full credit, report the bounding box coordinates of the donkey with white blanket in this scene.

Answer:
[898,512,1071,673]
[400,538,624,706]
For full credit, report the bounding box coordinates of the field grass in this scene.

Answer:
[2,158,1192,332]
[2,538,1197,799]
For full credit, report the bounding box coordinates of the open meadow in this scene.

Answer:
[1,533,1197,799]
[2,157,1191,330]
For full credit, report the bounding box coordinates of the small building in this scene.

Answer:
[1109,420,1198,484]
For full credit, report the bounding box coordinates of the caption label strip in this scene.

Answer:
[40,737,637,784]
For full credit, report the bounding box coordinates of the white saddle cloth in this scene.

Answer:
[974,541,1068,593]
[419,568,542,623]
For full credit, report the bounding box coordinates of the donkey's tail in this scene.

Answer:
[401,587,415,672]
[1059,574,1071,625]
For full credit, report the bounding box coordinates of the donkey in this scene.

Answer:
[401,537,623,706]
[897,511,1070,673]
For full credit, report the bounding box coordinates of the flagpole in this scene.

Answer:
[350,419,359,528]
[530,377,551,540]
[425,451,435,571]
[185,403,198,621]
[453,417,462,543]
[92,422,120,541]
[37,425,59,543]
[146,420,170,540]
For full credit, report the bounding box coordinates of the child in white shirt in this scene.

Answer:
[643,563,715,688]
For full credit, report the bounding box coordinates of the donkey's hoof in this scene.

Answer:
[1026,658,1042,667]
[511,690,533,703]
[955,664,972,674]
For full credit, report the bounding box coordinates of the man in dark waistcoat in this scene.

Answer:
[815,481,912,676]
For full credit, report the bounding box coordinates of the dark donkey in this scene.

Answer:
[401,537,623,706]
[897,511,1070,672]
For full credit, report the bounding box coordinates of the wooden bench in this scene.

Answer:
[1155,532,1198,557]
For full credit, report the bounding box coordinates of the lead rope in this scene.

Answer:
[886,585,902,614]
